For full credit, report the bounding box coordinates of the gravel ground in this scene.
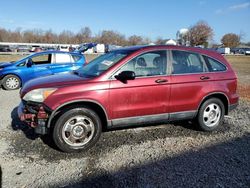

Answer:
[0,89,249,188]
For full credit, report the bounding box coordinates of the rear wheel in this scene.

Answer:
[2,74,21,90]
[53,107,102,153]
[196,98,225,131]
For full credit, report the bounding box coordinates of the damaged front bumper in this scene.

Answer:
[18,101,51,135]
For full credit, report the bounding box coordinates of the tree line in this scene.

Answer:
[0,27,151,46]
[0,21,248,47]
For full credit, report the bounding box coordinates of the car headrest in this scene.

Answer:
[153,57,162,66]
[137,57,146,67]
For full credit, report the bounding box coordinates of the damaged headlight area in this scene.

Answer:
[23,88,57,103]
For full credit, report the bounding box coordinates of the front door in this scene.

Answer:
[30,53,53,79]
[109,50,170,125]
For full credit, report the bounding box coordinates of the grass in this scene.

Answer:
[1,54,250,99]
[225,55,250,78]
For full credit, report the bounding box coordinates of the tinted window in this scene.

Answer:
[204,56,226,72]
[118,51,167,77]
[172,50,205,74]
[31,54,51,65]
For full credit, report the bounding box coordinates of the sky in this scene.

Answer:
[0,0,250,43]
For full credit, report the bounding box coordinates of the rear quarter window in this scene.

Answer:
[71,55,82,62]
[203,56,227,72]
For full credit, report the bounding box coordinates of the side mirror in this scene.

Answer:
[26,59,33,68]
[115,71,136,81]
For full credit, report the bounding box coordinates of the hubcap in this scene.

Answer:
[6,77,19,89]
[62,115,95,147]
[203,103,221,127]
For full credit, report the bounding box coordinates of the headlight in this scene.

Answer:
[23,88,57,102]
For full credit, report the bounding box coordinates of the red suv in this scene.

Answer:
[18,45,239,152]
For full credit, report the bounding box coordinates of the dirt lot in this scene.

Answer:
[0,54,250,187]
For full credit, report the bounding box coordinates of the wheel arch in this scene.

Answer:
[47,100,109,130]
[1,73,23,87]
[197,92,229,115]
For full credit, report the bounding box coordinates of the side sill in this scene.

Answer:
[107,110,196,129]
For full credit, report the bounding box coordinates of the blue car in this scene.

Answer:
[0,51,86,90]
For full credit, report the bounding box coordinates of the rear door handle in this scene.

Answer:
[155,79,168,83]
[200,76,210,80]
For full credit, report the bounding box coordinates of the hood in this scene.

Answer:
[21,72,91,96]
[0,62,13,68]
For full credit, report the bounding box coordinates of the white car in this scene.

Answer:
[244,48,250,55]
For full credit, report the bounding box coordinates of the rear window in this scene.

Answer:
[203,56,226,72]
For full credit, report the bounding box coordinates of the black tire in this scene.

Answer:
[2,74,21,90]
[196,98,225,131]
[53,107,102,153]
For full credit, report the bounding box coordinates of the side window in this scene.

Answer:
[17,60,26,67]
[204,56,226,72]
[172,50,205,74]
[71,54,81,62]
[55,53,72,63]
[118,51,167,77]
[31,54,51,65]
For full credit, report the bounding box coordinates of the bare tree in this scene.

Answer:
[0,28,9,42]
[44,29,58,43]
[75,27,92,43]
[221,33,240,48]
[10,28,22,42]
[97,30,126,45]
[127,35,143,45]
[155,37,165,45]
[189,21,213,47]
[58,30,75,44]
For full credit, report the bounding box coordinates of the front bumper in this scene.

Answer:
[18,101,51,135]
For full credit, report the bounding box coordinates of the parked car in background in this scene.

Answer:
[216,47,230,54]
[0,45,12,52]
[17,45,31,52]
[242,48,250,55]
[58,46,69,52]
[18,45,239,153]
[230,48,241,54]
[94,44,105,53]
[76,43,97,54]
[0,51,86,90]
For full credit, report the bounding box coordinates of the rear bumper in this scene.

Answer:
[18,101,51,135]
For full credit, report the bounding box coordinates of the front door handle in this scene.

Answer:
[200,76,210,80]
[155,79,168,83]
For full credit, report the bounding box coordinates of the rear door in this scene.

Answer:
[169,50,211,113]
[109,50,171,123]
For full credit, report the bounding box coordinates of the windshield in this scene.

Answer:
[77,50,133,77]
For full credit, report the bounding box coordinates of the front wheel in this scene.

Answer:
[196,98,225,131]
[53,107,102,153]
[2,74,21,90]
